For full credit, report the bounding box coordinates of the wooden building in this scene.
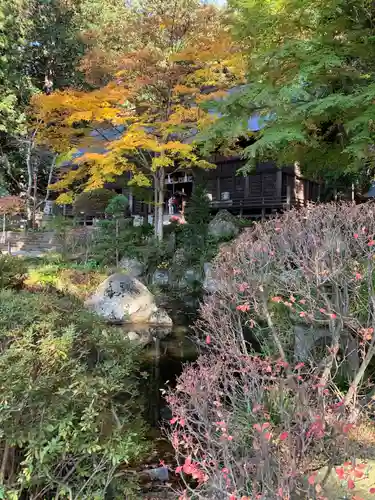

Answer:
[126,156,320,220]
[203,156,320,218]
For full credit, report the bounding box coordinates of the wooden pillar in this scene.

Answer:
[276,169,282,200]
[286,183,292,209]
[244,176,250,198]
[216,176,221,201]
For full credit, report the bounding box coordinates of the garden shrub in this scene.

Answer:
[0,289,148,499]
[91,219,153,267]
[167,353,365,499]
[168,185,217,281]
[0,255,27,289]
[167,202,375,499]
[56,267,107,299]
[185,184,212,226]
[105,193,129,217]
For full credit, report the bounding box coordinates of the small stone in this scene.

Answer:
[127,331,141,342]
[119,257,144,277]
[152,269,170,286]
[144,467,169,482]
[148,308,173,326]
[203,262,219,293]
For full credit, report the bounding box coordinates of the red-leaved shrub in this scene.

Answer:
[166,203,375,499]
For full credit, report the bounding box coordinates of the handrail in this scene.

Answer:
[210,196,313,208]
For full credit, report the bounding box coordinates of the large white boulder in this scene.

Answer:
[85,273,172,325]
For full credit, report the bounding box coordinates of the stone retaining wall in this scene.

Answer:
[0,231,61,254]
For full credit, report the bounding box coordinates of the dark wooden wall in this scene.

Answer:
[204,158,319,206]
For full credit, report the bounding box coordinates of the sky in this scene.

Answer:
[207,0,227,5]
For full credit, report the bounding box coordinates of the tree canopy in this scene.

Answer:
[201,0,375,190]
[3,0,375,216]
[31,0,244,237]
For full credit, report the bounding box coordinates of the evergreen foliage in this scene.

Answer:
[202,0,375,189]
[185,184,212,226]
[0,288,148,499]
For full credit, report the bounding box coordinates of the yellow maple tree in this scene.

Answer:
[31,0,245,238]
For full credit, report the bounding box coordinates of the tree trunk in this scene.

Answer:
[2,214,5,244]
[25,131,37,229]
[115,218,119,267]
[154,175,159,233]
[154,168,165,241]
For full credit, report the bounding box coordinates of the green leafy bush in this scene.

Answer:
[105,194,129,217]
[0,255,27,289]
[0,289,148,499]
[91,219,153,266]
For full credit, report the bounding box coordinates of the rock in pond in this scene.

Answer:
[119,257,144,278]
[203,262,219,293]
[152,269,170,286]
[126,325,172,345]
[85,273,172,325]
[208,209,239,240]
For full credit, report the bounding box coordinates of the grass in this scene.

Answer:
[23,254,108,300]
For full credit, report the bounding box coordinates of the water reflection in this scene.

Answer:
[123,323,197,426]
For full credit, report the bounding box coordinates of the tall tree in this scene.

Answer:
[0,0,33,136]
[0,0,86,221]
[24,0,85,91]
[32,0,244,238]
[203,0,375,191]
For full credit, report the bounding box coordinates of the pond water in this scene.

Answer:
[121,313,198,426]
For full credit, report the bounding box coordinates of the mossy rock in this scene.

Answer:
[56,268,108,300]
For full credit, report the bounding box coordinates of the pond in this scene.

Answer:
[121,311,198,426]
